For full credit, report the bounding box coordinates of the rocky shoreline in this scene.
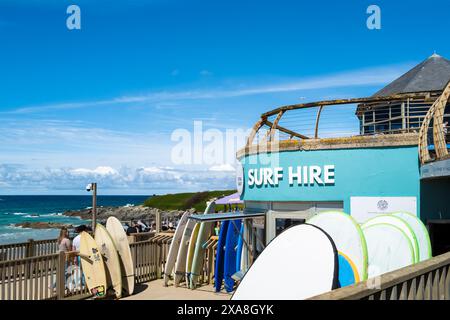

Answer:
[15,222,75,229]
[15,205,196,230]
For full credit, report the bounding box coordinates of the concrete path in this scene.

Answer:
[123,279,231,300]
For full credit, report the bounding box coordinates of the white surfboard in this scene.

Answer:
[164,211,190,286]
[95,223,122,298]
[189,201,216,289]
[391,212,432,262]
[240,221,249,273]
[232,224,338,300]
[174,218,196,287]
[307,211,368,281]
[106,217,135,296]
[363,215,419,263]
[362,223,414,278]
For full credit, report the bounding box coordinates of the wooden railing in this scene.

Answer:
[0,239,58,262]
[310,251,450,300]
[0,233,174,300]
[129,234,172,284]
[0,253,59,300]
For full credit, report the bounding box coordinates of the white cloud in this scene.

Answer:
[4,63,413,115]
[0,164,236,194]
[209,164,235,172]
[71,166,118,176]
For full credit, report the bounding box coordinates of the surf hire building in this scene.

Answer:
[225,54,450,259]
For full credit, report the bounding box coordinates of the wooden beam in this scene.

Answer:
[264,119,309,140]
[269,111,284,142]
[314,106,324,139]
[433,81,450,159]
[262,92,441,118]
[246,118,266,147]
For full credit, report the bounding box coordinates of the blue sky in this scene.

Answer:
[0,0,449,194]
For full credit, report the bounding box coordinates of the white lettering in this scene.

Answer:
[309,166,323,185]
[248,169,255,186]
[288,166,302,186]
[248,165,335,187]
[274,167,283,185]
[324,165,335,184]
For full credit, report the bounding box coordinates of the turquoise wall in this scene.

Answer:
[240,146,421,215]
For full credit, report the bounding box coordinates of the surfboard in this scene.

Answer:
[164,211,190,286]
[232,224,339,300]
[391,212,432,261]
[214,220,230,292]
[224,219,242,293]
[307,211,368,281]
[106,217,135,296]
[362,223,415,278]
[240,221,249,273]
[95,223,122,298]
[235,222,244,272]
[338,251,358,287]
[189,201,216,289]
[363,215,420,263]
[79,231,107,298]
[185,222,200,286]
[174,219,196,287]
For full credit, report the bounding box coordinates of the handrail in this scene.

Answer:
[262,92,438,118]
[310,251,450,300]
[246,92,441,149]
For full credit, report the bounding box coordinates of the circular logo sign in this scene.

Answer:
[236,162,244,196]
[377,200,388,211]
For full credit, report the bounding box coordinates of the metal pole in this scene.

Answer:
[92,183,97,233]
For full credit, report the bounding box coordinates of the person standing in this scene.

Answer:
[72,225,87,252]
[57,227,72,252]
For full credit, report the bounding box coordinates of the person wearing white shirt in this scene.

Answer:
[72,225,88,251]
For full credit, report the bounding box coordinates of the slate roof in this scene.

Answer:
[373,53,450,97]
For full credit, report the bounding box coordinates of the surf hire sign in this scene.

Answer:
[247,165,336,188]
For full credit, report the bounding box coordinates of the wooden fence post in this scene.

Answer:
[26,239,35,258]
[56,251,66,300]
[156,211,162,233]
[156,239,162,279]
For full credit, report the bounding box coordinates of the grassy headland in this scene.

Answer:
[143,190,237,212]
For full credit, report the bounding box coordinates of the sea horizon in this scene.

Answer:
[0,195,151,245]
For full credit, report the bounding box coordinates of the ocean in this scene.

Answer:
[0,195,150,245]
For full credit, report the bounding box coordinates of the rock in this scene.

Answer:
[15,222,73,229]
[63,205,197,224]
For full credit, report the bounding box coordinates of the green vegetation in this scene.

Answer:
[143,190,237,212]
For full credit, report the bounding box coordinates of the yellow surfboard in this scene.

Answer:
[95,224,122,298]
[79,231,107,298]
[106,217,135,296]
[185,223,200,286]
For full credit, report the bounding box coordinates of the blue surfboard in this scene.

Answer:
[214,221,230,292]
[235,223,244,272]
[338,252,356,288]
[224,219,242,293]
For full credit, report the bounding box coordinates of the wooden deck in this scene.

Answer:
[123,279,230,300]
